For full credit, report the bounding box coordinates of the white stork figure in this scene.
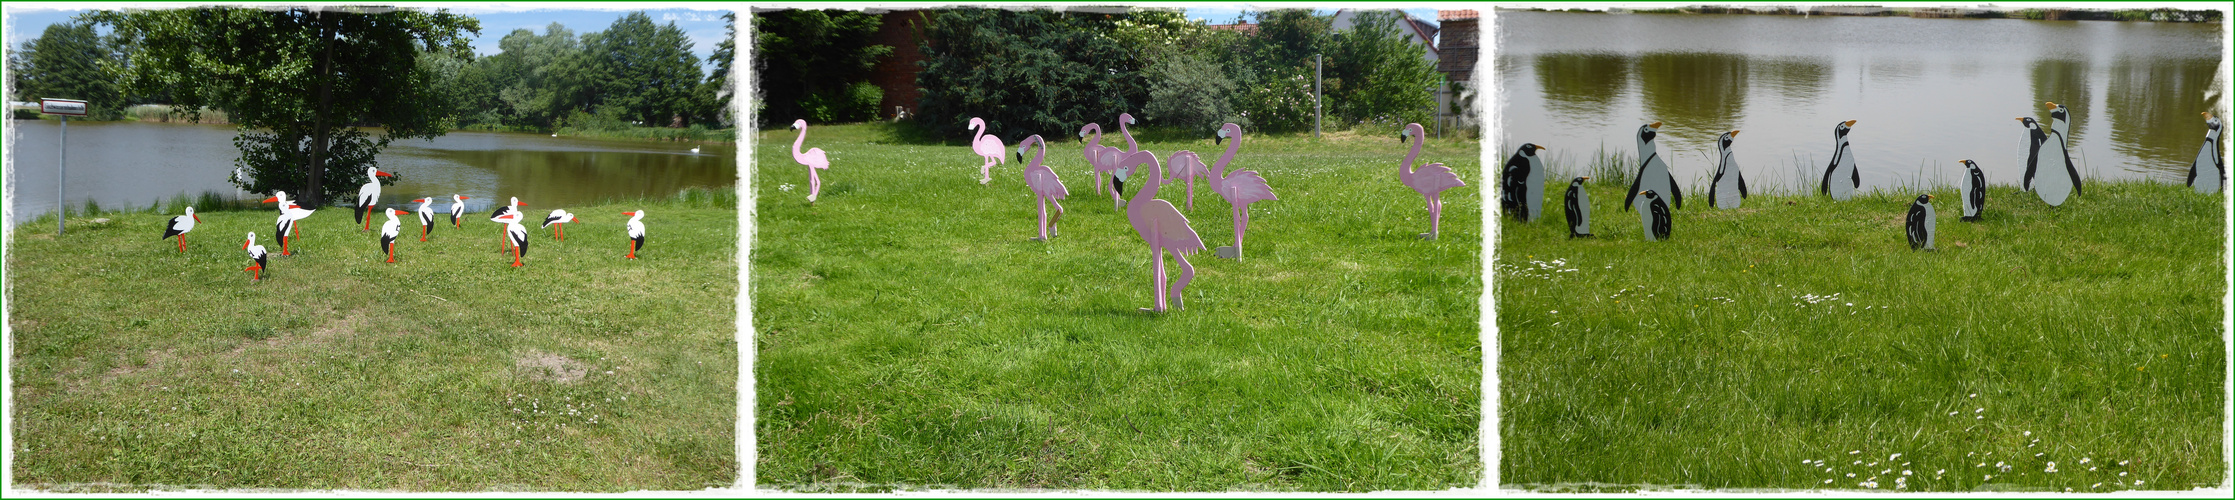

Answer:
[379,208,404,263]
[623,210,646,259]
[504,221,530,267]
[355,167,395,231]
[242,232,268,281]
[161,207,200,253]
[448,194,470,228]
[411,198,436,241]
[542,209,576,241]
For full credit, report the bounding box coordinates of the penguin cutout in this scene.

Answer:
[2046,101,2073,147]
[1500,149,1524,217]
[1906,194,1936,251]
[2191,111,2224,194]
[1635,190,1671,242]
[1565,176,1593,238]
[1503,144,1549,221]
[1708,130,1747,209]
[1959,159,1986,222]
[1624,122,1681,211]
[1820,120,1860,200]
[2019,116,2082,206]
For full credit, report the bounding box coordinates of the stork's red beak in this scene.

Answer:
[193,214,202,222]
[260,196,279,203]
[241,240,250,249]
[459,196,472,200]
[375,170,394,177]
[622,211,637,216]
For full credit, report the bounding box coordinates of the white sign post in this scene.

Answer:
[41,98,88,235]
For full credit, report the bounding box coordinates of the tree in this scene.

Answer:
[489,24,587,129]
[580,12,703,127]
[1144,54,1243,134]
[752,9,892,125]
[1326,10,1439,127]
[9,21,127,120]
[915,8,1148,141]
[1228,9,1333,133]
[696,12,737,127]
[89,6,480,206]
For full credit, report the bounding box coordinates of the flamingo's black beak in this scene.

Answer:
[1215,136,1224,145]
[1015,151,1023,163]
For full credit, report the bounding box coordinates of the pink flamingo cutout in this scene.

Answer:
[1203,122,1278,258]
[790,119,830,202]
[1400,122,1466,240]
[1079,123,1112,196]
[1118,149,1207,312]
[1165,150,1209,211]
[1013,134,1070,241]
[968,117,1007,185]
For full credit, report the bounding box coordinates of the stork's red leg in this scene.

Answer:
[512,245,523,267]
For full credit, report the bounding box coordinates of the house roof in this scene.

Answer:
[1205,22,1258,35]
[1439,10,1479,21]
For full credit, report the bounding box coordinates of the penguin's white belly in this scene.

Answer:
[1576,190,1592,235]
[1634,198,1656,242]
[1828,150,1857,201]
[1922,205,1936,250]
[1638,155,1674,206]
[2035,139,2075,206]
[1712,157,1742,209]
[2195,141,2223,194]
[1524,171,1546,222]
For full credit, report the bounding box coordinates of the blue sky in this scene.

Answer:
[2,5,732,77]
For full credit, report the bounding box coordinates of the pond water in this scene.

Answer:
[4,120,735,225]
[1497,11,2223,193]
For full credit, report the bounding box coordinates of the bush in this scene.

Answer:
[915,8,1148,141]
[1144,54,1245,135]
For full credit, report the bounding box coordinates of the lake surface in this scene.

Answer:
[1497,11,2224,193]
[4,120,735,225]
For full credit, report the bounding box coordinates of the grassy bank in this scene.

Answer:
[7,191,739,491]
[1496,180,2225,491]
[753,123,1482,490]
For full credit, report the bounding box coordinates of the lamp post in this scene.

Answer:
[41,98,90,235]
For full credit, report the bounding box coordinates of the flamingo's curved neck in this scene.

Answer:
[1120,119,1137,152]
[1214,130,1241,178]
[1401,129,1423,181]
[970,120,985,142]
[791,125,809,160]
[1128,151,1162,205]
[1028,137,1047,165]
[1083,124,1103,148]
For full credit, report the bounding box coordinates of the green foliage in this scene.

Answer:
[8,22,127,120]
[698,12,738,127]
[1143,53,1244,135]
[1327,10,1438,128]
[915,8,1148,141]
[1228,10,1335,133]
[582,12,706,128]
[88,6,480,206]
[752,9,893,126]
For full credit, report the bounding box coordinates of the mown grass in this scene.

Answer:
[1496,180,2225,491]
[7,190,739,491]
[753,123,1482,491]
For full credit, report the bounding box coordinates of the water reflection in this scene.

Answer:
[1751,57,1831,107]
[1638,52,1748,142]
[2029,59,2094,142]
[1537,53,1633,118]
[2105,57,2220,174]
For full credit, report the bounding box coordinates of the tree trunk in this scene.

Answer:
[306,9,338,206]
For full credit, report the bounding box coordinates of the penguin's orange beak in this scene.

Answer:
[2045,101,2058,109]
[1730,130,1741,137]
[1538,145,1550,150]
[1648,121,1662,128]
[1843,120,1857,127]
[1581,176,1591,181]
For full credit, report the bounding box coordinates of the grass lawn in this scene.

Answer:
[752,123,1482,491]
[7,194,738,491]
[1496,179,2225,491]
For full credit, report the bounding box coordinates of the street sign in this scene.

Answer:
[39,98,88,116]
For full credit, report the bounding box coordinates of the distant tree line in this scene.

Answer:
[753,7,1441,141]
[443,12,733,133]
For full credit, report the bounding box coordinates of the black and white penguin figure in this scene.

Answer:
[1564,176,1593,238]
[2018,116,2082,206]
[1502,143,1549,221]
[1959,159,1986,222]
[2190,111,2223,194]
[1708,130,1747,209]
[1905,194,1936,251]
[1624,122,1681,211]
[1634,190,1671,242]
[1820,120,1860,200]
[2046,101,2073,147]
